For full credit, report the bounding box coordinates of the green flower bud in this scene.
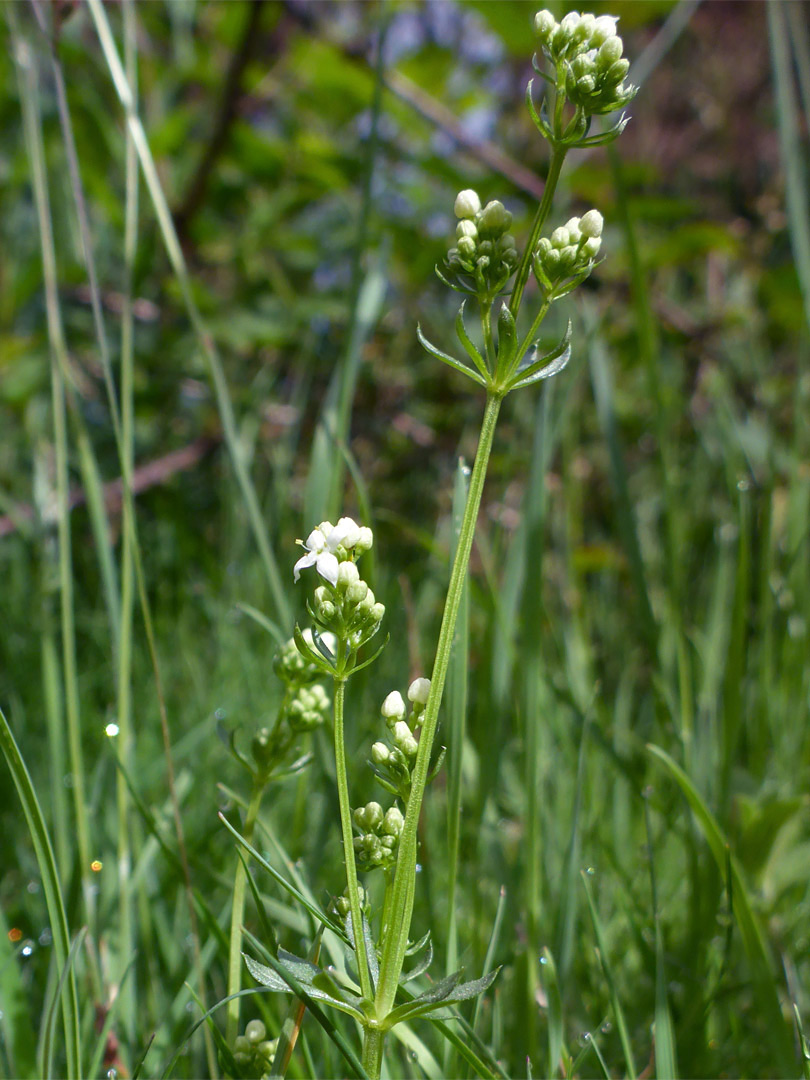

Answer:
[346,580,369,605]
[371,602,385,623]
[551,227,569,249]
[579,209,604,238]
[355,526,374,554]
[606,59,630,86]
[317,599,336,620]
[251,727,274,768]
[571,54,593,79]
[478,200,512,237]
[457,236,477,259]
[246,1019,267,1045]
[564,217,582,242]
[454,189,481,219]
[357,801,385,831]
[574,12,595,43]
[336,561,360,591]
[383,806,405,836]
[371,741,390,765]
[597,35,624,67]
[590,14,618,46]
[582,236,601,258]
[534,9,556,43]
[575,74,597,96]
[393,720,418,757]
[259,1039,278,1062]
[457,219,477,239]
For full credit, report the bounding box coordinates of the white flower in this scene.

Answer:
[293,516,367,584]
[293,526,339,584]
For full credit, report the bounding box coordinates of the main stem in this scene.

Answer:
[373,392,503,1031]
[226,779,265,1045]
[334,676,374,1005]
[509,143,567,317]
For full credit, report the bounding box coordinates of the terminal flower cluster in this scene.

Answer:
[293,518,384,672]
[232,1019,278,1080]
[533,9,636,117]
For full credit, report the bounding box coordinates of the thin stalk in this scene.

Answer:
[334,675,374,1005]
[116,0,138,1050]
[13,18,95,931]
[375,392,503,1023]
[87,0,291,631]
[226,780,266,1044]
[509,144,567,317]
[361,1028,385,1080]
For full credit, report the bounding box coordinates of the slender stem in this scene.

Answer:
[226,779,266,1044]
[375,391,503,1018]
[333,676,374,1005]
[361,1027,386,1080]
[509,144,567,318]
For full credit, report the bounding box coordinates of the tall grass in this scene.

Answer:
[0,3,808,1079]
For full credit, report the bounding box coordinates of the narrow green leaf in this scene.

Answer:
[417,324,487,385]
[456,301,490,380]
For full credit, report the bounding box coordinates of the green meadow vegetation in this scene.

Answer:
[1,1,809,1077]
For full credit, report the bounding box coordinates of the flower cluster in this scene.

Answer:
[352,800,405,871]
[534,9,636,117]
[245,633,331,779]
[533,209,603,298]
[232,1019,278,1080]
[368,679,430,802]
[293,518,384,665]
[294,517,373,587]
[445,189,519,299]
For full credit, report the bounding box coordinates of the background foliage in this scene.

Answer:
[1,1,809,1077]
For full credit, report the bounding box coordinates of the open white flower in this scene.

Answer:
[293,516,366,585]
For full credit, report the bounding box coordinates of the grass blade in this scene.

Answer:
[0,707,81,1080]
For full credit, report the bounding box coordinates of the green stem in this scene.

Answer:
[333,676,374,1005]
[509,143,567,318]
[375,391,503,1019]
[361,1027,386,1080]
[226,779,266,1045]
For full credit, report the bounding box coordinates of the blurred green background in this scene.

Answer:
[1,1,809,1077]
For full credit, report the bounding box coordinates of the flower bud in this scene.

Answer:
[355,526,374,554]
[381,691,406,721]
[534,9,556,42]
[383,806,405,836]
[575,75,596,96]
[371,741,390,765]
[457,219,477,239]
[478,200,512,237]
[246,1019,266,1045]
[551,227,569,249]
[234,1035,250,1057]
[371,602,385,623]
[582,236,601,258]
[606,59,630,86]
[559,11,580,38]
[571,54,594,79]
[564,217,582,242]
[457,236,476,259]
[333,516,361,549]
[590,14,618,46]
[394,721,418,757]
[408,677,431,705]
[454,189,481,219]
[346,580,369,604]
[355,801,384,831]
[597,35,624,67]
[336,561,360,590]
[579,209,603,238]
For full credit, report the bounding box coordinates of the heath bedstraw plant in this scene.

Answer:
[244,11,637,1078]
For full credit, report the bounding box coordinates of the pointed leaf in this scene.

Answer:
[455,301,490,380]
[435,265,477,295]
[347,633,389,676]
[401,937,434,983]
[417,325,487,386]
[526,79,553,139]
[509,326,572,391]
[405,930,431,957]
[495,303,518,378]
[244,955,366,1022]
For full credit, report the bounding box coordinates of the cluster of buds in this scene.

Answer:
[534,10,636,117]
[246,633,331,779]
[352,800,405,871]
[369,679,430,802]
[533,209,603,298]
[445,190,519,299]
[293,517,384,664]
[232,1019,278,1079]
[335,882,367,919]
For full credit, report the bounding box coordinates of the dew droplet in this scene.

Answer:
[107,1069,118,1079]
[415,863,422,873]
[27,880,40,894]
[215,708,227,721]
[21,941,34,957]
[737,477,750,492]
[601,1020,612,1034]
[585,866,596,875]
[539,954,548,965]
[105,722,120,737]
[39,927,53,947]
[91,860,103,872]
